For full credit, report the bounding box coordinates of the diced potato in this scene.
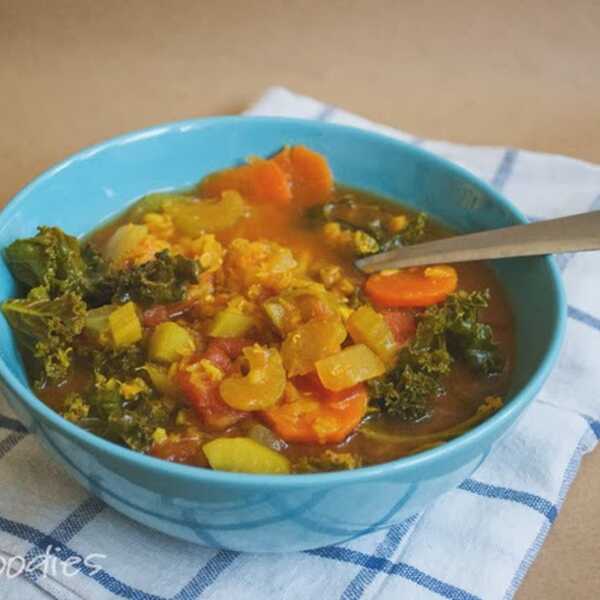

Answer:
[149,321,196,363]
[281,318,347,377]
[347,305,399,366]
[165,190,248,236]
[103,224,148,263]
[316,344,385,391]
[203,437,290,474]
[208,309,255,338]
[144,363,178,396]
[108,302,142,347]
[219,345,286,411]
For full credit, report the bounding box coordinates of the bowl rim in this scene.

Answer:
[0,115,567,487]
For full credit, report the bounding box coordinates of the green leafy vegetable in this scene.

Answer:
[367,365,442,421]
[293,450,362,473]
[361,396,503,446]
[1,287,87,388]
[5,227,90,298]
[306,199,428,256]
[83,344,147,379]
[111,250,200,306]
[368,290,504,420]
[61,375,173,452]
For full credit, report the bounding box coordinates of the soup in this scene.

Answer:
[1,146,514,474]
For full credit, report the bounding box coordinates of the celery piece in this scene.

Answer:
[316,344,385,391]
[208,309,255,338]
[166,191,248,236]
[84,304,116,345]
[203,437,290,474]
[347,305,399,366]
[143,362,178,396]
[108,302,142,347]
[148,321,195,363]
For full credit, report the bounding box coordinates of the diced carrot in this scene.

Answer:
[272,145,333,206]
[364,266,458,308]
[381,310,417,346]
[199,159,291,205]
[260,376,368,444]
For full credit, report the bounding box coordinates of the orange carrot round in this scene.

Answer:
[365,265,458,308]
[260,376,368,444]
[272,145,333,206]
[199,159,291,205]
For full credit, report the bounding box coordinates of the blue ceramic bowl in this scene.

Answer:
[0,117,566,552]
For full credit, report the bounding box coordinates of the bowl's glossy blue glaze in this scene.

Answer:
[0,117,566,552]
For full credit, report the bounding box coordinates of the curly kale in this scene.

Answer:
[4,227,200,308]
[110,250,199,306]
[367,365,442,421]
[62,375,173,452]
[368,290,504,421]
[1,286,87,388]
[5,227,90,298]
[307,199,428,256]
[293,450,362,473]
[83,344,147,380]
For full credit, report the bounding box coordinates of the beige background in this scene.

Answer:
[1,1,599,598]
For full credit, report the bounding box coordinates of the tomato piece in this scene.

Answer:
[381,310,417,346]
[365,266,458,308]
[151,435,202,464]
[176,338,252,430]
[142,300,196,327]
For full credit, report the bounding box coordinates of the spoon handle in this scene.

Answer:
[356,210,600,273]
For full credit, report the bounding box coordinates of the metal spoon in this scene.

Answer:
[355,210,600,273]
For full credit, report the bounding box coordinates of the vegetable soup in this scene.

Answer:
[1,146,514,474]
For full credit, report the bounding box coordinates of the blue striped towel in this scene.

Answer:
[0,87,599,600]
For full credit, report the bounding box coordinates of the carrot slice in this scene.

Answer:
[365,266,458,308]
[272,145,333,206]
[199,159,291,205]
[260,377,368,444]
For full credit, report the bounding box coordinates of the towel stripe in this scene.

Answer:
[0,431,26,459]
[491,149,518,190]
[503,430,595,599]
[567,305,600,331]
[459,479,557,522]
[340,515,418,600]
[23,496,105,585]
[308,546,480,600]
[0,514,167,600]
[171,550,239,600]
[0,413,28,434]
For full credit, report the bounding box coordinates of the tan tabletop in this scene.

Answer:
[1,1,599,598]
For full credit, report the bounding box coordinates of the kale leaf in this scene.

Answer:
[62,375,173,452]
[110,250,200,306]
[293,450,362,473]
[367,290,504,421]
[5,227,89,298]
[1,286,87,388]
[307,200,428,256]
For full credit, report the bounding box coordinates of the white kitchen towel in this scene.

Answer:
[0,87,598,600]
